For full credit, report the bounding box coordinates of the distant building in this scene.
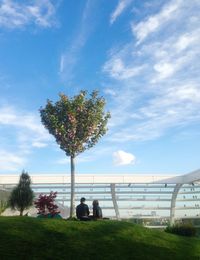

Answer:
[0,169,200,224]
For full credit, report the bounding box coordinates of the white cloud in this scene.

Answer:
[104,88,117,97]
[56,146,115,166]
[103,58,144,80]
[59,0,96,81]
[153,59,184,82]
[175,33,198,51]
[0,149,25,171]
[57,155,93,164]
[56,158,69,165]
[109,83,200,143]
[131,0,182,43]
[113,150,136,166]
[173,85,200,101]
[151,31,200,82]
[110,0,132,25]
[0,0,57,29]
[0,104,54,171]
[32,141,48,148]
[0,105,51,149]
[103,0,200,143]
[59,54,65,74]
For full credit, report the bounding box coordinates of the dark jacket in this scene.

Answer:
[76,203,90,219]
[93,205,102,219]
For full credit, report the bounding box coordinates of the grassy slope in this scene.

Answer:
[0,217,199,260]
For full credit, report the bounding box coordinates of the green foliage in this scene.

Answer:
[0,190,9,215]
[0,200,8,215]
[0,218,200,259]
[165,223,197,237]
[9,170,34,216]
[40,90,111,157]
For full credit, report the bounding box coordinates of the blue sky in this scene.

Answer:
[0,0,200,175]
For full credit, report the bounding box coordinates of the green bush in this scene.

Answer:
[0,200,8,215]
[165,223,196,237]
[0,190,10,215]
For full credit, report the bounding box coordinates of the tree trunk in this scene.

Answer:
[70,155,75,218]
[20,209,23,216]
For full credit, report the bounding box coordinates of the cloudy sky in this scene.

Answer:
[0,0,199,175]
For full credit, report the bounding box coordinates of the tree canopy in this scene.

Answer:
[40,90,110,157]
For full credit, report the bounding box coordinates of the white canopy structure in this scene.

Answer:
[0,169,200,223]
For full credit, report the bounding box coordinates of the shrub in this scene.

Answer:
[0,200,8,215]
[0,190,9,215]
[34,191,60,218]
[165,223,196,237]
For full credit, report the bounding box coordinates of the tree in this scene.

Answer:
[34,191,60,217]
[9,170,34,216]
[40,90,110,217]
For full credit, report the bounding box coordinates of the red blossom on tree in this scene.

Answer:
[34,191,60,217]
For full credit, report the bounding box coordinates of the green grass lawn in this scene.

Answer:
[0,217,199,260]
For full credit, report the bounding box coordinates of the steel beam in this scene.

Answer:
[110,184,120,219]
[170,184,183,225]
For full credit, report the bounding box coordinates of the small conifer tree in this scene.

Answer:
[9,170,34,216]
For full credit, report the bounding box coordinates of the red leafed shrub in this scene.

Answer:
[34,191,60,217]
